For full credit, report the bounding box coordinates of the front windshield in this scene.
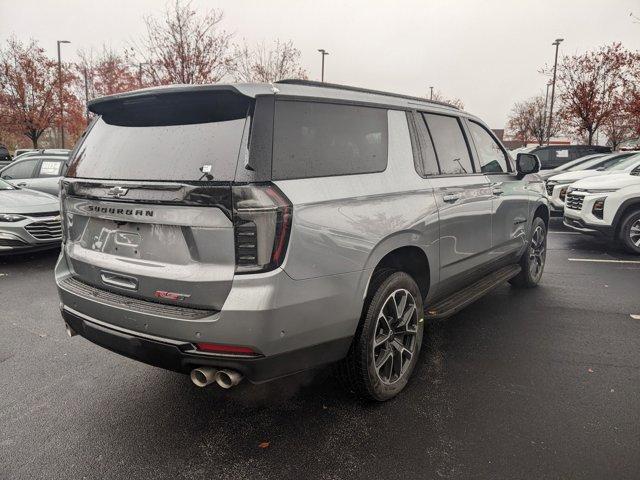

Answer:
[579,154,627,170]
[559,154,602,172]
[0,178,14,190]
[607,154,640,171]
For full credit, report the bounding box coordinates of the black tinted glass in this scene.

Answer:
[413,113,439,175]
[67,92,251,181]
[66,116,247,181]
[272,101,388,180]
[422,113,473,174]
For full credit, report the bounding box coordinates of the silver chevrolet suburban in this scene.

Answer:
[56,80,548,401]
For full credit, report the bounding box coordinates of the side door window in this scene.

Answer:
[0,159,38,179]
[467,121,510,173]
[37,159,64,177]
[421,113,473,175]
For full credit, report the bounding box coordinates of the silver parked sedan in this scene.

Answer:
[0,153,69,196]
[0,179,62,253]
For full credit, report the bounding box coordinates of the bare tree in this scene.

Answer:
[429,89,464,109]
[78,47,138,98]
[232,40,308,83]
[507,95,557,146]
[134,0,233,85]
[506,101,531,145]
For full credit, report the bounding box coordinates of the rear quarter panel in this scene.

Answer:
[275,109,440,303]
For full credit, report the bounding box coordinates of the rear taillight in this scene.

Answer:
[232,183,292,273]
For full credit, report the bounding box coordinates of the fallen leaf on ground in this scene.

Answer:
[258,442,270,449]
[588,368,594,373]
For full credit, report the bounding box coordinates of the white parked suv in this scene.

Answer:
[563,168,640,254]
[546,152,640,214]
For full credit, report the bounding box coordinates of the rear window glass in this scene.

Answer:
[67,92,251,181]
[272,101,388,180]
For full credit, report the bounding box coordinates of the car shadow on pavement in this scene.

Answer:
[0,246,60,266]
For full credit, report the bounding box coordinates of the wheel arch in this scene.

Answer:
[533,202,550,227]
[612,198,640,236]
[360,232,433,302]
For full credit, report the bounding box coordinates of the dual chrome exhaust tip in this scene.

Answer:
[190,367,243,389]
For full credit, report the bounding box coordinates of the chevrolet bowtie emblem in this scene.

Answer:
[106,186,129,198]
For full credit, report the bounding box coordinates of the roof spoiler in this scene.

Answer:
[87,85,252,127]
[88,85,248,116]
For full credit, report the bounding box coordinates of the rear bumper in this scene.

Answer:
[62,307,350,383]
[56,251,366,382]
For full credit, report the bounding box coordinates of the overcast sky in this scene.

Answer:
[1,0,639,127]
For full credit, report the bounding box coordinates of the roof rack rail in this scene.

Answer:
[275,79,459,110]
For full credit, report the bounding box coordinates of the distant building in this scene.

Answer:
[492,129,571,150]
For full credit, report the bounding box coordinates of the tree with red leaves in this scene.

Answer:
[78,47,139,99]
[134,0,233,85]
[555,43,636,145]
[0,38,78,148]
[624,56,640,139]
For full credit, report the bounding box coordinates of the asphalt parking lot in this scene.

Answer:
[2,217,640,480]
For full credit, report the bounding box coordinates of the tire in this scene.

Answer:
[336,270,424,401]
[509,216,547,288]
[618,209,640,255]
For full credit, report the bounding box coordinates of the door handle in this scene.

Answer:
[492,188,504,195]
[17,182,27,187]
[100,271,138,290]
[442,193,461,203]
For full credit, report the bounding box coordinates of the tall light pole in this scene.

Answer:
[543,80,552,143]
[547,38,563,145]
[57,40,71,148]
[429,86,434,100]
[138,62,150,88]
[318,49,329,82]
[83,66,90,125]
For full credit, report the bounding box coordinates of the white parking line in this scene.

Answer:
[631,315,640,320]
[568,258,640,264]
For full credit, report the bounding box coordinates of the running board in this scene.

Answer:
[425,264,521,320]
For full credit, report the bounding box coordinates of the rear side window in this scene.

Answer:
[1,158,38,179]
[468,121,509,173]
[272,101,388,180]
[422,113,473,175]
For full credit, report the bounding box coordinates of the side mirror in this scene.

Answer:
[516,153,540,176]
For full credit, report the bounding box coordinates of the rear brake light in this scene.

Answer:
[232,183,292,273]
[195,342,258,356]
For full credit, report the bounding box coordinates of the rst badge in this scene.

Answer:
[154,290,191,301]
